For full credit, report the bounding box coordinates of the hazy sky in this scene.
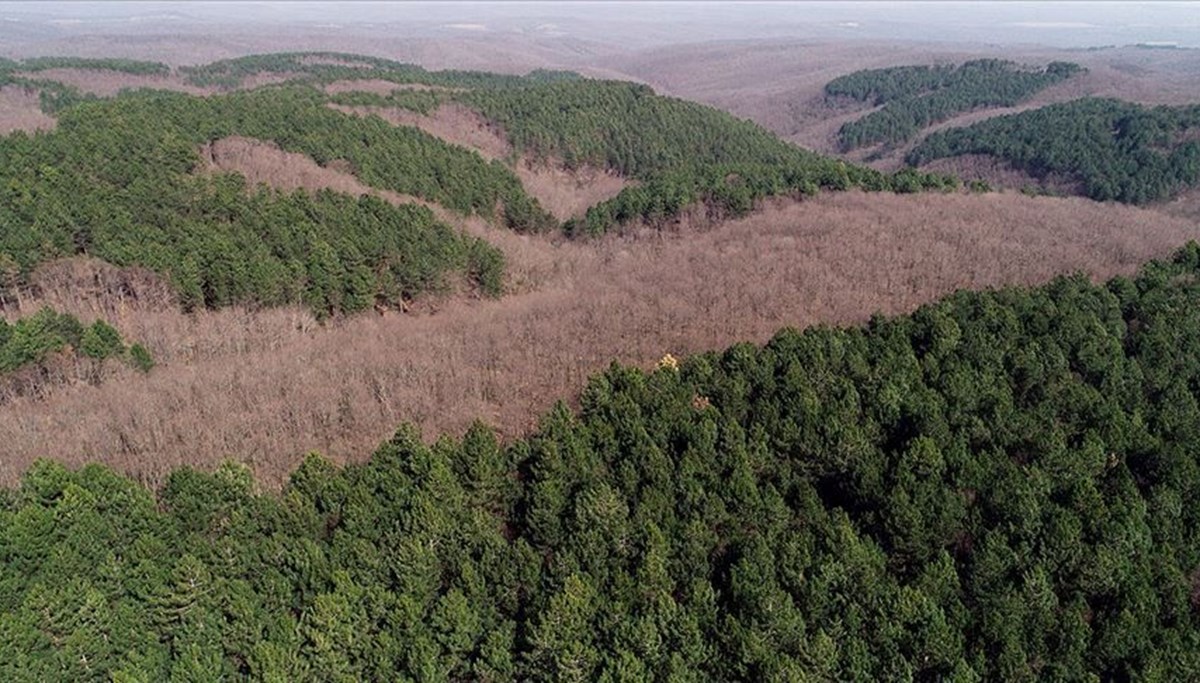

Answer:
[1,2,1198,48]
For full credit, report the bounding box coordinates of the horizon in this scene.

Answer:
[0,1,1197,51]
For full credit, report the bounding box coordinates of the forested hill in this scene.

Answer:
[6,243,1200,680]
[0,88,516,318]
[178,51,579,90]
[460,80,955,235]
[826,59,1082,151]
[0,57,171,114]
[908,97,1200,204]
[175,52,958,234]
[0,52,956,316]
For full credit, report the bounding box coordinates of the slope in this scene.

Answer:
[1,183,1193,488]
[827,59,1083,151]
[908,98,1200,204]
[6,244,1200,680]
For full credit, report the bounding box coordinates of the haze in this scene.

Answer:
[1,1,1198,53]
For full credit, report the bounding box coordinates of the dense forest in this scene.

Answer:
[908,97,1200,204]
[0,87,527,316]
[184,57,959,235]
[0,52,961,311]
[460,80,956,234]
[827,60,1082,151]
[5,244,1200,680]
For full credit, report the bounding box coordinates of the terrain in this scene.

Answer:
[0,50,1189,487]
[908,98,1200,204]
[3,185,1193,488]
[1,11,1200,678]
[7,246,1200,680]
[600,41,1200,173]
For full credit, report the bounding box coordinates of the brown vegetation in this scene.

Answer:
[512,161,630,221]
[10,68,304,99]
[3,37,1200,489]
[331,101,512,159]
[1,183,1194,489]
[0,84,56,134]
[1157,187,1200,223]
[921,154,1083,196]
[199,135,428,206]
[15,68,210,96]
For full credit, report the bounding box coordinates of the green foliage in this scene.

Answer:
[829,60,1083,150]
[8,245,1200,679]
[16,57,170,76]
[0,51,962,299]
[0,87,515,315]
[0,308,81,373]
[461,80,955,235]
[0,308,148,378]
[129,343,154,373]
[29,78,97,113]
[908,97,1200,204]
[80,320,125,360]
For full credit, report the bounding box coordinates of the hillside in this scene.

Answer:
[0,52,963,322]
[1,187,1193,488]
[826,59,1083,152]
[0,54,1194,470]
[909,98,1200,204]
[599,41,1200,175]
[6,245,1200,680]
[4,43,1200,681]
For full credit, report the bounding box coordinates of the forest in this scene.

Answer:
[827,60,1082,151]
[0,52,960,314]
[184,57,960,235]
[0,87,530,317]
[907,97,1200,204]
[460,80,955,234]
[4,243,1200,680]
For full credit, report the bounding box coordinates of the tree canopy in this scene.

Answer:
[908,97,1200,204]
[461,80,957,235]
[6,243,1200,680]
[828,60,1082,151]
[0,53,962,309]
[0,87,518,316]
